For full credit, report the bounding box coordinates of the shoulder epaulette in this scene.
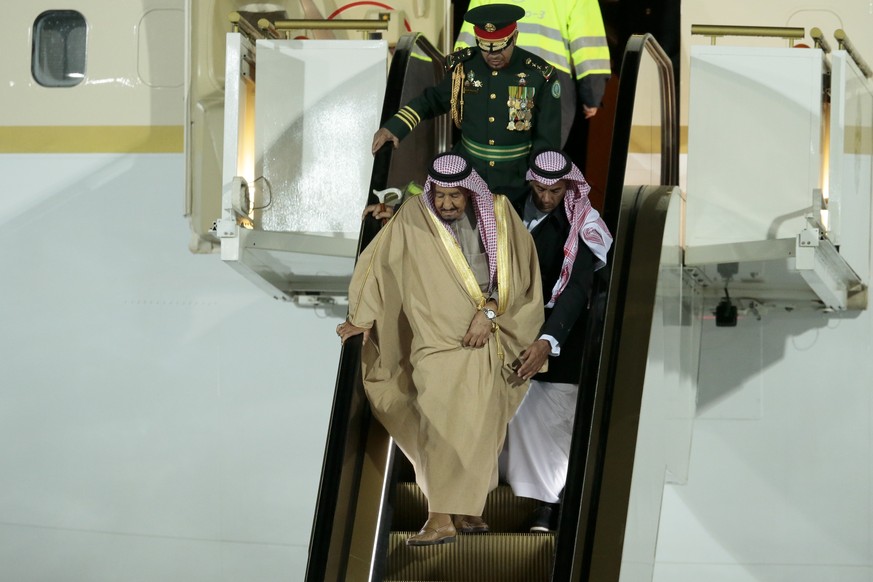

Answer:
[445,47,476,71]
[524,57,555,81]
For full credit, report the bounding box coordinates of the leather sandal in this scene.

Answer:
[406,519,457,546]
[453,515,490,534]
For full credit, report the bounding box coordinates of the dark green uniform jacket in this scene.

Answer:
[383,46,562,202]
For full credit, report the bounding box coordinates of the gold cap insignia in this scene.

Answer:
[485,23,496,32]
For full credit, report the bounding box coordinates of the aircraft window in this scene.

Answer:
[32,10,87,87]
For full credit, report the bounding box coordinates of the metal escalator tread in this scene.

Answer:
[385,532,555,581]
[393,482,541,533]
[388,482,554,581]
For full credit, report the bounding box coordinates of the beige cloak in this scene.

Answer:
[348,194,543,515]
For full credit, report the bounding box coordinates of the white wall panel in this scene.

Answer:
[254,39,386,234]
[656,309,873,577]
[687,46,823,248]
[0,153,340,580]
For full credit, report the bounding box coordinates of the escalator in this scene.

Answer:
[306,32,680,582]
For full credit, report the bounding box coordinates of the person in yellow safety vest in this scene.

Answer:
[456,0,612,147]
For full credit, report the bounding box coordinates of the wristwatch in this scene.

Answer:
[482,306,496,321]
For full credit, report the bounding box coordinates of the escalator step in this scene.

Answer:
[385,532,554,581]
[394,482,541,533]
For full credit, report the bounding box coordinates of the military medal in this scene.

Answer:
[507,85,536,131]
[464,70,482,94]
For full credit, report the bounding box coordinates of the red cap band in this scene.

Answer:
[473,22,517,41]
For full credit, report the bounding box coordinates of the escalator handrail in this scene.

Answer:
[369,33,446,210]
[603,33,678,232]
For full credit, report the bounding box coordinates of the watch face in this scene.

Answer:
[484,308,496,320]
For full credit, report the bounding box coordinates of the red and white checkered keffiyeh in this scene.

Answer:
[424,153,498,291]
[526,150,613,306]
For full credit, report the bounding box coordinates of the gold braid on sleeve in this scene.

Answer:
[450,64,464,129]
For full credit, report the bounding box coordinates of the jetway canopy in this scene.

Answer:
[213,22,448,306]
[685,34,872,312]
[215,34,386,304]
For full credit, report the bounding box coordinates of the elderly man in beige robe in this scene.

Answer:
[337,152,543,546]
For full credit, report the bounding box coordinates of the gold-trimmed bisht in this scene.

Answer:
[425,195,512,361]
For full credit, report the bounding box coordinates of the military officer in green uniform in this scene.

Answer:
[371,3,562,203]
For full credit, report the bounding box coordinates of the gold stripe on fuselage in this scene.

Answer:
[0,126,184,154]
[0,125,689,155]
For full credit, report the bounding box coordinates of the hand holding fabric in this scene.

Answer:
[515,339,551,380]
[462,311,492,348]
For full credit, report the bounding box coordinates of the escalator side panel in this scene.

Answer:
[584,185,674,582]
[345,422,391,581]
[555,33,680,582]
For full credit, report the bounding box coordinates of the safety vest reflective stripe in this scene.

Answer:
[570,35,609,52]
[567,0,611,78]
[570,34,610,78]
[517,22,563,43]
[574,57,611,78]
[456,31,476,50]
[517,23,571,72]
[410,44,433,63]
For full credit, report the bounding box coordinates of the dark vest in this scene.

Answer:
[516,198,596,384]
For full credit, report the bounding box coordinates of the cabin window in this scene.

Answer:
[32,10,87,87]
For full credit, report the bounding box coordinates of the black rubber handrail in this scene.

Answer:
[552,33,678,581]
[305,33,444,582]
[603,33,678,228]
[371,33,446,198]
